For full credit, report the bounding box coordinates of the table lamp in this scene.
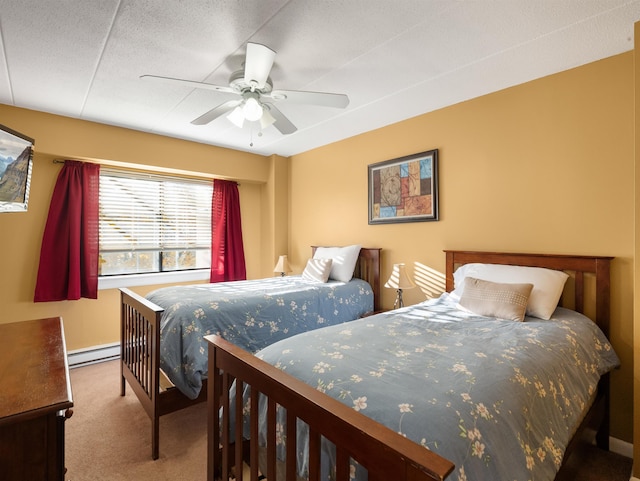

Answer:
[384,263,416,308]
[273,255,292,277]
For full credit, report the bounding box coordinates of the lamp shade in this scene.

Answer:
[227,105,246,128]
[273,255,292,275]
[384,263,416,290]
[260,107,276,129]
[243,96,263,121]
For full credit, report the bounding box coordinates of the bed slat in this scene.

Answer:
[235,380,244,481]
[250,391,260,481]
[336,447,350,481]
[308,428,320,481]
[267,398,277,481]
[286,410,297,481]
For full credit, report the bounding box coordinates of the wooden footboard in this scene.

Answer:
[206,335,455,481]
[120,287,163,459]
[120,287,206,460]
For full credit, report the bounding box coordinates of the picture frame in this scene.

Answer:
[0,124,34,212]
[368,149,438,224]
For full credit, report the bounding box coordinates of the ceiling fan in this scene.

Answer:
[141,43,349,135]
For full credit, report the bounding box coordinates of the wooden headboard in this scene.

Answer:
[444,250,613,337]
[311,246,381,312]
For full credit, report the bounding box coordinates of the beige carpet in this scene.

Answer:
[66,360,207,481]
[66,359,633,481]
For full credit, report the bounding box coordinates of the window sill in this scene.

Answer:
[98,269,210,290]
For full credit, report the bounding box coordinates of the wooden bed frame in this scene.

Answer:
[120,247,381,460]
[206,250,613,481]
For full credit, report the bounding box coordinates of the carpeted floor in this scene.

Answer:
[66,360,633,481]
[66,360,207,481]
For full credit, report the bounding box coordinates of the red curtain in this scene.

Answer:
[34,160,100,301]
[210,179,246,282]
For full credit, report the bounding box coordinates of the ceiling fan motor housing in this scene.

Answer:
[229,69,273,94]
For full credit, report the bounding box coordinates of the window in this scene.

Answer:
[99,168,212,277]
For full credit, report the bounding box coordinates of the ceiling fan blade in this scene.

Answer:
[140,75,235,94]
[266,104,297,135]
[269,89,349,109]
[191,100,241,125]
[244,43,276,90]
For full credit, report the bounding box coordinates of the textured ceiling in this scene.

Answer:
[1,1,639,157]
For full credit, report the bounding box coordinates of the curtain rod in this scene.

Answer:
[52,158,95,164]
[52,158,239,185]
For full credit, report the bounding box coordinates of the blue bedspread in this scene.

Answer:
[250,294,620,481]
[147,276,373,399]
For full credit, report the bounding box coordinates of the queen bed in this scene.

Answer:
[120,245,381,460]
[206,250,619,481]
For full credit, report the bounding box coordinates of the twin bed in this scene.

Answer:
[206,250,619,481]
[120,246,381,459]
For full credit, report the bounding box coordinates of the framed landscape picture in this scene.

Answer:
[368,149,438,224]
[0,124,34,212]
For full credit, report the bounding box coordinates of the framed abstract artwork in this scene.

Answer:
[0,124,34,212]
[368,149,438,224]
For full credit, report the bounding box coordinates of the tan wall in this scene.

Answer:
[0,49,634,453]
[289,52,634,444]
[634,21,640,480]
[0,104,278,351]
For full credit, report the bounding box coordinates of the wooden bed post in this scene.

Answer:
[594,257,611,451]
[207,339,220,481]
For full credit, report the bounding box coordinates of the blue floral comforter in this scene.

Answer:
[147,276,373,399]
[250,294,620,481]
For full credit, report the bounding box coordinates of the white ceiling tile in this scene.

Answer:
[0,0,638,156]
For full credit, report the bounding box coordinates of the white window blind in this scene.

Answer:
[99,168,212,276]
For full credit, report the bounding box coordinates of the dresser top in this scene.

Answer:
[0,317,73,423]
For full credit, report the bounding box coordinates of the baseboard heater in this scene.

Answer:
[67,342,120,368]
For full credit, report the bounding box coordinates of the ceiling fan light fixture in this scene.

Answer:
[260,107,276,129]
[227,105,245,128]
[243,96,263,121]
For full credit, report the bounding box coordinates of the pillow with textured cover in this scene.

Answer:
[452,263,569,320]
[313,245,361,282]
[301,258,333,283]
[458,277,534,322]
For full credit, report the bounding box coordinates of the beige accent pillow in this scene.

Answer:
[458,277,534,322]
[452,263,569,320]
[301,258,333,283]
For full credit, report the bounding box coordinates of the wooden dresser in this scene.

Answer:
[0,317,73,481]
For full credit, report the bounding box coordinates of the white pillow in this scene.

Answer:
[452,263,569,320]
[301,258,333,283]
[313,245,361,282]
